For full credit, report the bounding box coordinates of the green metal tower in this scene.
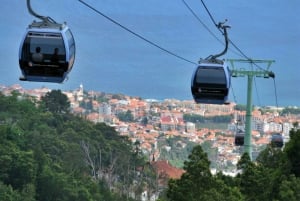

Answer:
[228,59,275,160]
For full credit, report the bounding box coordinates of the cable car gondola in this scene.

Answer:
[19,0,75,83]
[191,59,231,104]
[234,129,245,146]
[271,133,284,148]
[234,118,244,146]
[270,122,284,148]
[191,21,231,104]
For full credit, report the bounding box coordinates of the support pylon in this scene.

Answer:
[228,59,275,160]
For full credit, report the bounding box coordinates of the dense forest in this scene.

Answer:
[0,90,153,201]
[183,113,232,124]
[159,128,300,201]
[1,90,300,201]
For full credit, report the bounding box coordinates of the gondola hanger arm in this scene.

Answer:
[206,20,231,61]
[26,0,56,24]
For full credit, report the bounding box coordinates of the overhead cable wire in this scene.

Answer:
[199,0,281,106]
[200,0,249,59]
[181,0,223,45]
[182,0,243,58]
[227,40,272,74]
[199,0,271,73]
[272,78,279,108]
[230,83,238,103]
[78,0,197,65]
[253,77,262,106]
[200,0,218,27]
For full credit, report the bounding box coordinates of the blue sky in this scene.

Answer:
[1,0,299,106]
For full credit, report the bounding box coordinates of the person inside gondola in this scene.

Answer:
[32,46,44,63]
[51,48,60,64]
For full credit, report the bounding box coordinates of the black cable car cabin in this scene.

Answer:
[191,59,231,104]
[19,21,75,83]
[234,129,245,146]
[271,133,284,148]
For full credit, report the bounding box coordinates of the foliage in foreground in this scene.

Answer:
[0,91,148,201]
[162,128,300,201]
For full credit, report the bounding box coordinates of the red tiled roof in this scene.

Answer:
[161,116,173,123]
[151,160,184,179]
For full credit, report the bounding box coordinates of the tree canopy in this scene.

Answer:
[163,128,300,201]
[0,91,150,201]
[40,89,70,114]
[166,145,243,201]
[183,114,232,124]
[2,91,300,201]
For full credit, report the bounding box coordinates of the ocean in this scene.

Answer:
[0,0,299,106]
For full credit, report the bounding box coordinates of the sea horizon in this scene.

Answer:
[0,0,299,107]
[1,82,298,108]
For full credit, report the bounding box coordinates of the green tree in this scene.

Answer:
[19,183,36,201]
[234,104,247,111]
[284,129,300,176]
[40,90,70,114]
[141,116,148,126]
[279,174,300,201]
[256,145,286,169]
[281,107,300,115]
[236,153,252,171]
[183,114,232,124]
[239,163,274,201]
[111,94,124,100]
[0,92,155,201]
[166,145,242,201]
[8,150,37,190]
[117,110,134,122]
[0,182,21,201]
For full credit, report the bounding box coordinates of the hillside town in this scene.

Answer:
[1,84,300,179]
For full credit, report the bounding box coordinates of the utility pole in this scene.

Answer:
[228,59,275,160]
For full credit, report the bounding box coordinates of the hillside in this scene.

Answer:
[160,128,300,201]
[2,90,300,201]
[0,91,154,201]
